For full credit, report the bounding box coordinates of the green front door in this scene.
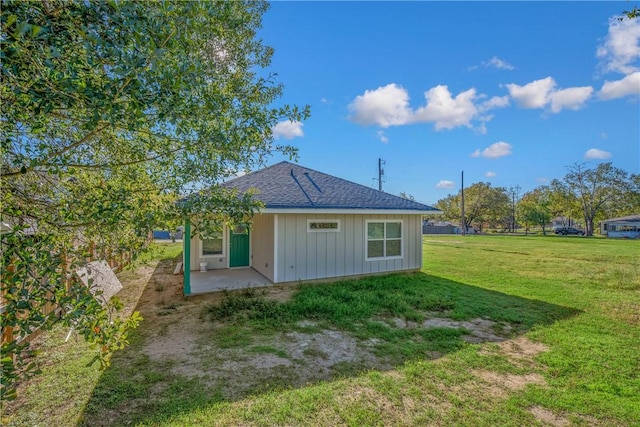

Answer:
[229,226,250,267]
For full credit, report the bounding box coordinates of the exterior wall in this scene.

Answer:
[601,220,640,238]
[607,230,640,238]
[423,224,459,234]
[274,213,422,283]
[188,227,229,271]
[251,213,275,281]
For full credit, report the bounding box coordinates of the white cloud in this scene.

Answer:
[484,56,515,70]
[485,171,496,177]
[537,177,550,184]
[348,83,412,127]
[549,86,594,112]
[436,180,455,189]
[473,141,512,159]
[506,77,594,113]
[597,16,640,75]
[479,96,510,112]
[376,130,389,143]
[413,85,479,130]
[349,83,505,131]
[506,77,556,109]
[272,120,304,140]
[584,148,612,159]
[600,132,608,139]
[599,71,640,99]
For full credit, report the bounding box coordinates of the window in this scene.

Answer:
[233,225,248,234]
[201,230,224,257]
[366,220,402,260]
[308,219,340,232]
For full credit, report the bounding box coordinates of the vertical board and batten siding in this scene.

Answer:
[188,215,276,278]
[276,213,422,283]
[251,213,275,281]
[189,231,228,271]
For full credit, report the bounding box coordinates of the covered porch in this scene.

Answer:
[187,267,272,295]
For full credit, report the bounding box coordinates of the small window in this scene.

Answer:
[366,220,402,260]
[201,230,224,257]
[308,219,340,232]
[233,225,248,234]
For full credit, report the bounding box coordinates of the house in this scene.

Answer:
[423,220,460,235]
[600,214,640,238]
[182,161,440,295]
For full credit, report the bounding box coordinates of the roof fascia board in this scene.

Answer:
[260,208,443,215]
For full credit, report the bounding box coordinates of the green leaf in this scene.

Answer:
[6,14,17,27]
[31,25,43,38]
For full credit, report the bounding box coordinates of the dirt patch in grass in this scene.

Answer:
[498,336,549,359]
[472,370,546,398]
[528,406,570,427]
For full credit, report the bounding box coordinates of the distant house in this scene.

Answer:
[182,161,440,295]
[600,215,640,239]
[423,220,460,235]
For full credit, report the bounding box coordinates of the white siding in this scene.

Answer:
[189,228,228,271]
[275,213,422,283]
[251,213,275,281]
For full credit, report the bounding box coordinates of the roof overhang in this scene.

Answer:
[260,208,443,215]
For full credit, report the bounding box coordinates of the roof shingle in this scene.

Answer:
[222,161,438,212]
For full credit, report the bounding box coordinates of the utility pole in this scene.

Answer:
[378,158,385,192]
[509,185,521,233]
[461,170,465,236]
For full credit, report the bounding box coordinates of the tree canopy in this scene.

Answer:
[436,182,510,232]
[1,0,308,399]
[435,163,638,235]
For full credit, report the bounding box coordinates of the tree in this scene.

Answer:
[622,6,640,20]
[518,186,553,235]
[547,179,581,227]
[1,0,308,399]
[603,173,640,219]
[508,185,521,232]
[399,192,415,201]
[435,194,460,223]
[436,182,510,232]
[563,163,633,236]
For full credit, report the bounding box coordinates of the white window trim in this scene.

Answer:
[365,219,403,261]
[307,219,341,232]
[200,228,226,258]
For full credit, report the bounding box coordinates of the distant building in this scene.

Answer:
[600,215,640,239]
[422,220,460,234]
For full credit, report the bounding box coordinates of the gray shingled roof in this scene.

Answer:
[222,161,439,211]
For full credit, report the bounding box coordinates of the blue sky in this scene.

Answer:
[259,1,639,206]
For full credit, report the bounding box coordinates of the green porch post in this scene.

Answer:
[183,219,191,295]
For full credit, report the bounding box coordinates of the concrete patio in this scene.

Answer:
[189,267,272,295]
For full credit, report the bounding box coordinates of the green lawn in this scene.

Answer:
[2,236,639,426]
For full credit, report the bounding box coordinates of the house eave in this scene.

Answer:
[260,208,442,215]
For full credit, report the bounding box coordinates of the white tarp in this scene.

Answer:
[76,260,122,306]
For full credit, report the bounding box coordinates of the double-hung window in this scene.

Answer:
[366,220,402,260]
